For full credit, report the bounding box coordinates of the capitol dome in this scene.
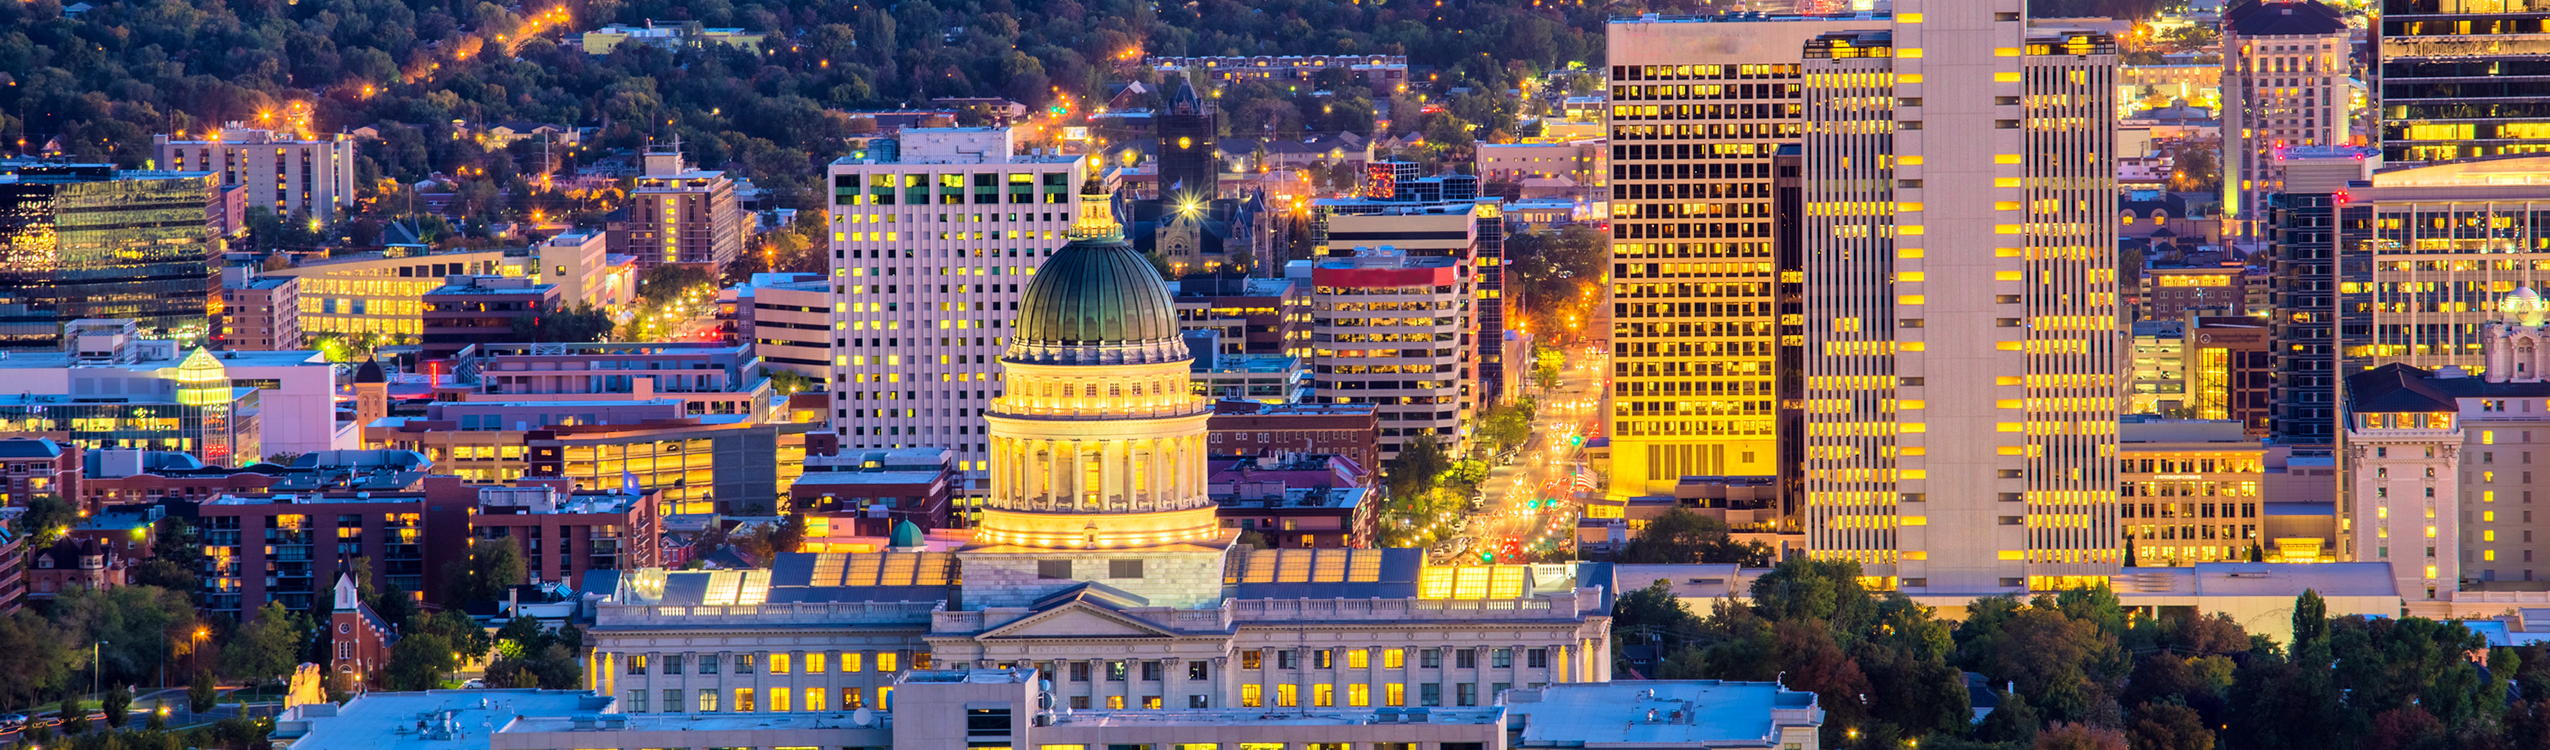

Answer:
[1006,239,1185,366]
[1002,184,1189,366]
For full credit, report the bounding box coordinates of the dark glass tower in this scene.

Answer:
[0,163,218,347]
[2379,0,2550,162]
[1157,77,1220,207]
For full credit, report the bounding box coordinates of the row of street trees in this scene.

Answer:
[1627,558,2545,750]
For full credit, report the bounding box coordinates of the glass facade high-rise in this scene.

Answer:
[1604,12,1879,500]
[0,163,218,347]
[2378,0,2550,163]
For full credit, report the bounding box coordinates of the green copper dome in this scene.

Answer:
[1006,235,1188,366]
[889,520,925,549]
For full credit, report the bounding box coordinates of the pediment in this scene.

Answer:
[980,601,1177,640]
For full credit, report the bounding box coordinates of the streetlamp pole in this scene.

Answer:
[93,640,108,700]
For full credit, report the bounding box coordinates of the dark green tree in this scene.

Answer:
[443,538,529,606]
[60,695,86,735]
[1618,509,1772,567]
[188,671,219,713]
[380,633,457,691]
[219,602,308,689]
[101,685,129,730]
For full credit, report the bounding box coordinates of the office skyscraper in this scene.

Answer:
[826,128,1085,498]
[2263,147,2371,447]
[2377,0,2550,163]
[0,163,220,347]
[1795,4,2121,593]
[2221,0,2350,237]
[1604,11,1881,500]
[153,127,355,227]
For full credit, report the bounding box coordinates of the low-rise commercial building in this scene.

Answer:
[0,338,284,466]
[735,273,832,382]
[421,276,564,360]
[789,448,957,536]
[2143,266,2245,322]
[80,448,432,511]
[1211,453,1378,549]
[1190,352,1309,405]
[2120,418,2267,567]
[218,267,304,351]
[1503,681,1823,750]
[1208,400,1381,471]
[0,319,347,456]
[268,248,526,343]
[449,341,776,418]
[473,482,663,589]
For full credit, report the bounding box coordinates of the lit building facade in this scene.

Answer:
[2349,296,2550,600]
[1794,7,2122,593]
[2265,146,2374,447]
[1603,13,1872,498]
[0,163,219,346]
[151,127,356,226]
[736,273,834,383]
[217,268,303,351]
[269,248,524,343]
[1292,251,1476,461]
[2142,266,2245,320]
[2376,0,2550,164]
[826,127,1084,489]
[537,230,636,309]
[2220,0,2350,235]
[582,192,1614,716]
[626,146,744,271]
[2120,419,2266,567]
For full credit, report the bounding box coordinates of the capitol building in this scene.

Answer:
[581,187,1617,717]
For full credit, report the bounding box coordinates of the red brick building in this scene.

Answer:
[326,573,398,684]
[28,538,123,600]
[1209,454,1380,548]
[788,448,956,533]
[1206,401,1381,470]
[419,276,562,360]
[190,476,478,618]
[471,481,663,588]
[0,438,80,508]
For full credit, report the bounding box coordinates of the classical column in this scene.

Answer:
[987,437,1006,502]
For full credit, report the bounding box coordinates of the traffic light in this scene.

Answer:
[1480,552,1494,564]
[1569,435,1584,446]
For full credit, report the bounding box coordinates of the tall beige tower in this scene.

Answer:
[2220,0,2350,237]
[352,358,389,441]
[960,187,1234,610]
[1797,2,2122,593]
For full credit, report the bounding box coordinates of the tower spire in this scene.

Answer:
[1068,178,1121,240]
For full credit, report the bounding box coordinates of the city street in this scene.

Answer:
[1439,344,1608,565]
